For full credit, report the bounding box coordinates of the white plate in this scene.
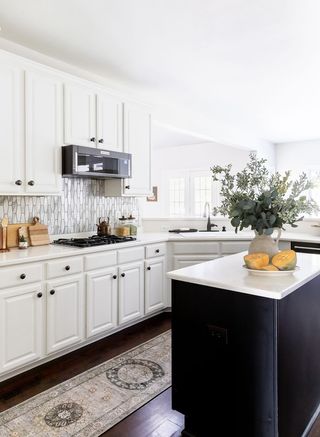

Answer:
[243,265,300,277]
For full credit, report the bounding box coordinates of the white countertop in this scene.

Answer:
[0,230,319,268]
[0,233,168,267]
[168,230,320,243]
[167,251,320,300]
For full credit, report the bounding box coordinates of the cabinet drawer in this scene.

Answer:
[221,241,250,254]
[172,242,220,255]
[0,263,43,289]
[46,257,83,279]
[118,246,144,264]
[145,243,166,259]
[84,251,117,271]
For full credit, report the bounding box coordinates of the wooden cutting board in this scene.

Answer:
[28,217,50,246]
[7,223,31,248]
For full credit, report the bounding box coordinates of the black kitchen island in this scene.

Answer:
[167,252,320,437]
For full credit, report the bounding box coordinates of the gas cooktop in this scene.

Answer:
[53,235,136,248]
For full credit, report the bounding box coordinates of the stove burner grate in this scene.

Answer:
[53,235,136,248]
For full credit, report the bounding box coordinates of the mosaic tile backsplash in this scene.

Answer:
[0,179,140,235]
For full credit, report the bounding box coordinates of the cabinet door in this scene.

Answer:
[118,261,144,325]
[46,275,84,354]
[123,102,152,195]
[0,62,24,193]
[86,268,117,337]
[0,284,44,373]
[97,92,123,152]
[145,256,165,314]
[25,69,63,193]
[64,83,96,147]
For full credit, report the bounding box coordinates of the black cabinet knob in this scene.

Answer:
[113,275,117,279]
[50,289,55,295]
[155,249,160,253]
[20,273,26,280]
[147,266,151,270]
[125,185,130,190]
[121,273,125,277]
[90,137,96,142]
[28,180,35,186]
[15,180,22,186]
[37,292,43,298]
[98,138,104,143]
[65,265,70,271]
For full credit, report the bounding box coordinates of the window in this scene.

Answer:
[169,177,185,216]
[166,170,220,217]
[193,175,212,216]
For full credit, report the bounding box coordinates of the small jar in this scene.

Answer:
[127,214,137,236]
[115,216,130,237]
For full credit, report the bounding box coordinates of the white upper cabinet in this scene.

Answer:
[64,82,123,152]
[64,82,96,147]
[0,62,24,194]
[0,54,63,195]
[97,91,123,152]
[25,69,63,193]
[123,102,152,195]
[105,102,152,196]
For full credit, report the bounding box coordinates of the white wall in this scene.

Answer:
[276,139,320,172]
[141,141,251,218]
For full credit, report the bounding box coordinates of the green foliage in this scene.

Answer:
[211,153,319,234]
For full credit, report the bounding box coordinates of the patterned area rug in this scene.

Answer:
[0,331,171,436]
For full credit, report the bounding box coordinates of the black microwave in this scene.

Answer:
[62,145,132,179]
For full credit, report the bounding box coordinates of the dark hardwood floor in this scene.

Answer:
[0,312,184,436]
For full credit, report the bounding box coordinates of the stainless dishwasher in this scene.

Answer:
[291,241,320,254]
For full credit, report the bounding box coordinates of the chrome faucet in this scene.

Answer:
[203,202,218,231]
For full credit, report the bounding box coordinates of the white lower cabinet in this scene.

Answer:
[0,284,44,373]
[145,257,165,314]
[118,261,144,325]
[46,275,84,354]
[86,268,118,337]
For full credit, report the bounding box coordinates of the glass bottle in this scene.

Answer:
[127,214,137,236]
[115,216,130,237]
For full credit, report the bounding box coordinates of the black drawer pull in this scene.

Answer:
[155,249,160,253]
[15,179,22,186]
[28,180,35,186]
[50,289,55,295]
[121,273,125,277]
[37,292,43,298]
[113,275,117,279]
[147,266,151,270]
[65,265,70,271]
[125,185,130,190]
[20,273,26,280]
[90,137,96,142]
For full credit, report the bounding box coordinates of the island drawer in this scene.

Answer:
[0,263,43,289]
[84,251,117,271]
[145,243,166,258]
[46,256,83,279]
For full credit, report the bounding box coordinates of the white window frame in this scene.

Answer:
[164,169,221,217]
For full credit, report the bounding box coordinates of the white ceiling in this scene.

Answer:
[0,0,320,144]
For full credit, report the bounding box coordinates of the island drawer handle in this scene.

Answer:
[20,273,26,280]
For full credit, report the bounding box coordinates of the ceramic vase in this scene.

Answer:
[248,228,281,258]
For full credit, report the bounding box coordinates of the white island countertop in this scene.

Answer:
[167,251,320,300]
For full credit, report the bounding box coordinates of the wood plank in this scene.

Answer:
[28,218,50,246]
